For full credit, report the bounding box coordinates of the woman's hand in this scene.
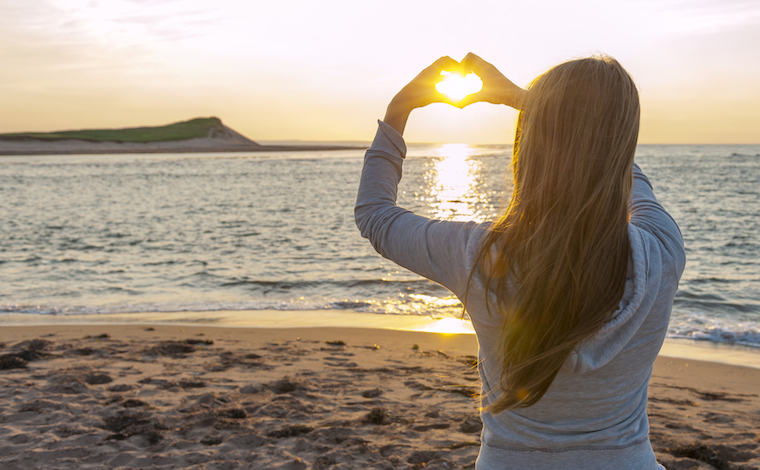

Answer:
[383,56,462,136]
[382,54,527,136]
[457,53,527,110]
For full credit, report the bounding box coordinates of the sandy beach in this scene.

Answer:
[1,324,758,470]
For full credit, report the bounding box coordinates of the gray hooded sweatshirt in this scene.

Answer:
[355,122,686,470]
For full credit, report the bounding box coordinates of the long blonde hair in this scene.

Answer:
[471,56,640,413]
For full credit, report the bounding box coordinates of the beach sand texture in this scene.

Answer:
[1,325,758,470]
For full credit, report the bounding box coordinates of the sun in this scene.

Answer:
[435,71,483,102]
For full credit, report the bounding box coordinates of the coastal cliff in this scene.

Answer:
[0,117,361,155]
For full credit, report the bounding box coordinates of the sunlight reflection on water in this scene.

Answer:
[416,317,476,334]
[427,143,484,222]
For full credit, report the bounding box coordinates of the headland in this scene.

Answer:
[0,117,364,155]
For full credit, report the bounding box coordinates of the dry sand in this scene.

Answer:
[1,325,758,470]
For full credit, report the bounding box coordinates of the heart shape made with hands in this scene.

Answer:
[435,70,483,102]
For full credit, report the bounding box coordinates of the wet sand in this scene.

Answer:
[1,325,758,470]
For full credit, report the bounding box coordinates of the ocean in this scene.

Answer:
[1,144,758,349]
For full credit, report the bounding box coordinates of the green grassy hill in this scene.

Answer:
[0,117,228,143]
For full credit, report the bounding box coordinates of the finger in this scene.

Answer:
[433,55,461,70]
[462,52,489,68]
[460,52,492,75]
[424,56,462,77]
[411,56,459,86]
[437,96,463,108]
[408,82,461,109]
[456,90,490,108]
[461,52,483,64]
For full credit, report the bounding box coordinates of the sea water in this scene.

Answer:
[0,144,758,349]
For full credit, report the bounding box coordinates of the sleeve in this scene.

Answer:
[630,163,686,275]
[354,121,481,297]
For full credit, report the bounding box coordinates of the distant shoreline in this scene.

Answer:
[0,143,365,156]
[0,116,366,156]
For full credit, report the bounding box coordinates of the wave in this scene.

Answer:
[0,293,464,318]
[3,301,759,350]
[674,292,760,315]
[668,310,760,349]
[217,278,444,289]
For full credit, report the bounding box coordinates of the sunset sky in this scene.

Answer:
[1,0,759,144]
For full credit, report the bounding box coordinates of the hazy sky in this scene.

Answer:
[1,0,759,144]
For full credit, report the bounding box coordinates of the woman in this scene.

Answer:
[355,53,685,469]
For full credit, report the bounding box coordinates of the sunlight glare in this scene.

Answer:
[435,71,483,102]
[417,317,475,335]
[428,144,482,222]
[408,294,462,308]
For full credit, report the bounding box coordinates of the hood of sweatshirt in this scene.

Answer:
[563,224,663,373]
[465,222,665,374]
